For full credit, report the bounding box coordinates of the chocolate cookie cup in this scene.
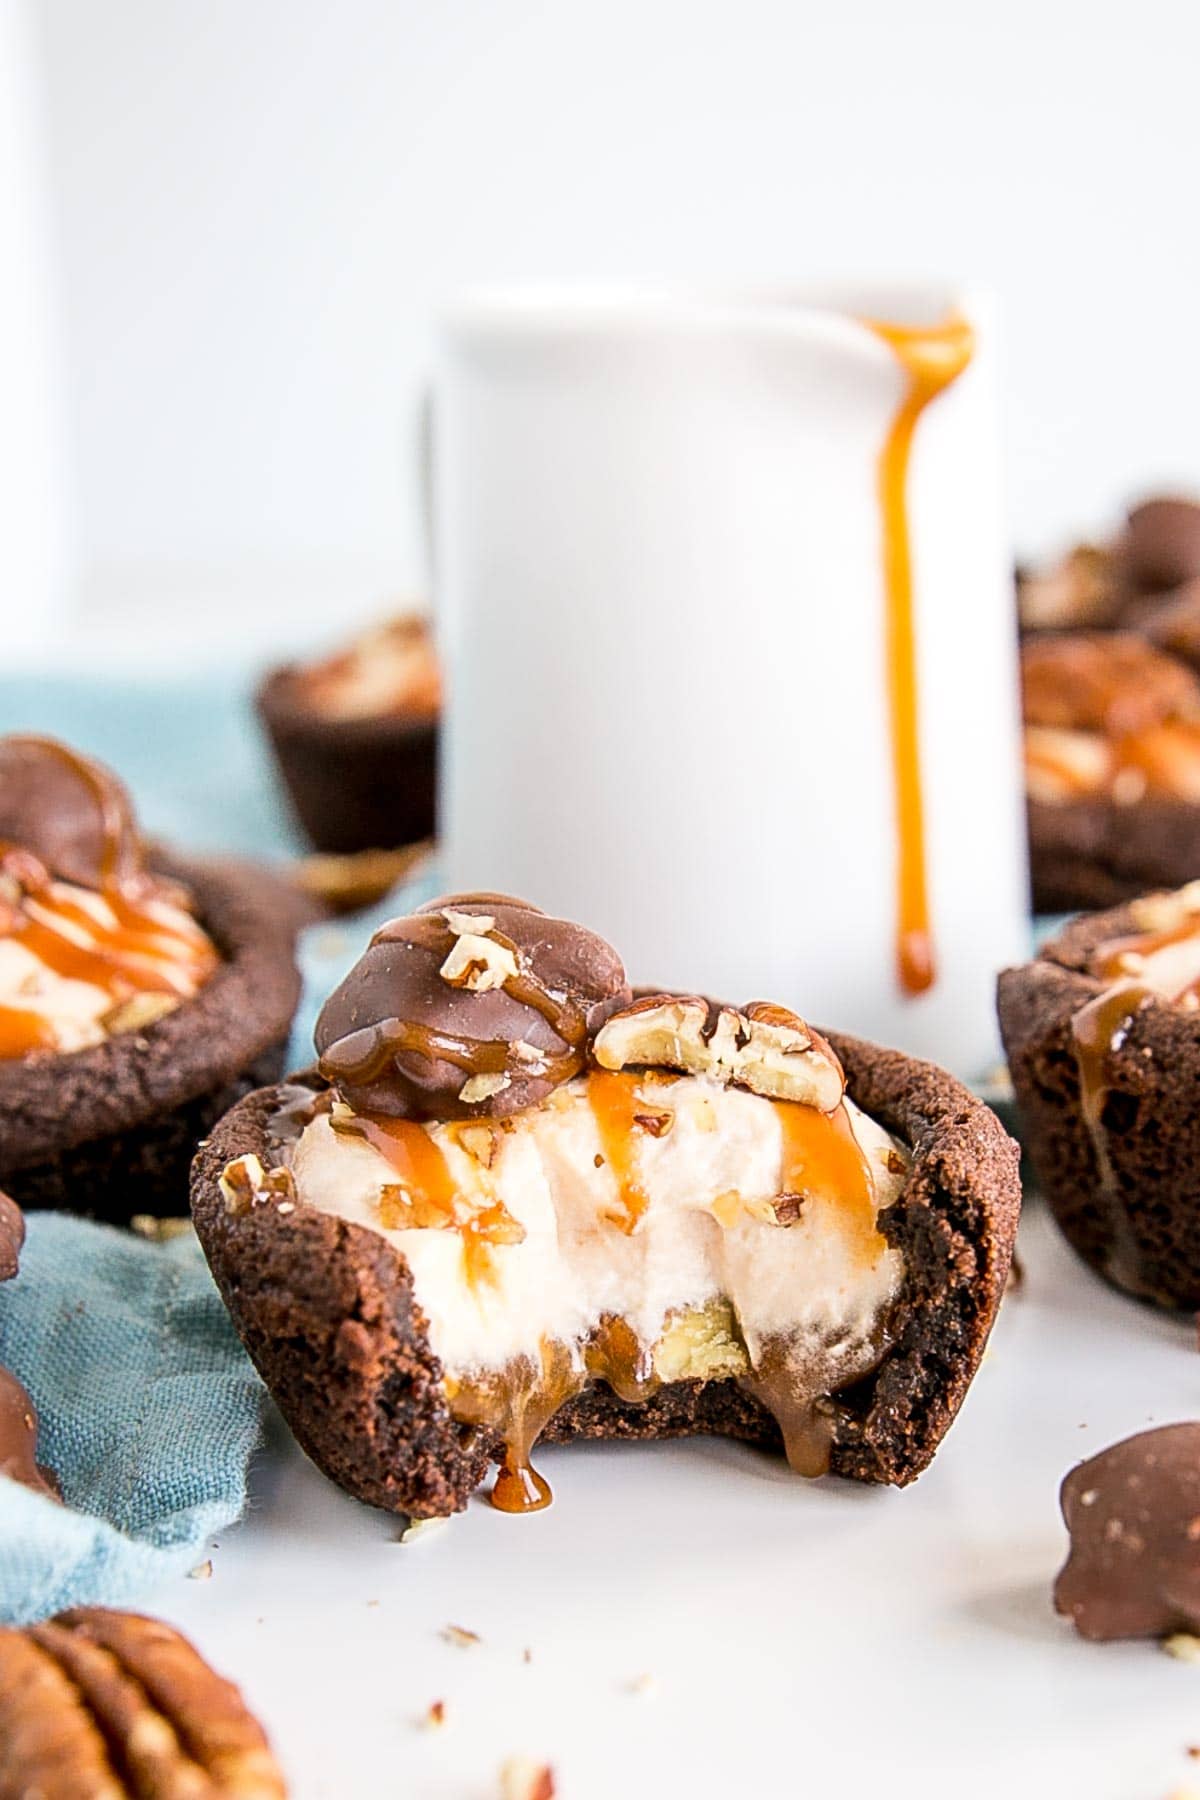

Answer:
[256,615,439,856]
[0,737,300,1223]
[998,881,1200,1308]
[1026,791,1200,915]
[1019,496,1200,911]
[192,895,1019,1520]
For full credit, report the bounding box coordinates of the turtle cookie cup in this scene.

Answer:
[191,894,1021,1518]
[0,735,300,1222]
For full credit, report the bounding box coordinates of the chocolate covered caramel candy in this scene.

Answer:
[0,1188,58,1501]
[0,1190,23,1283]
[1055,1424,1200,1641]
[1123,497,1200,594]
[0,735,143,889]
[315,894,631,1120]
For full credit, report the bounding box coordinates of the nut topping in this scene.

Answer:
[499,1756,556,1800]
[219,1155,297,1217]
[592,995,845,1112]
[0,1607,286,1797]
[439,931,521,993]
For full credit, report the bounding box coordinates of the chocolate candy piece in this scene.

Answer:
[1124,498,1200,594]
[0,1366,58,1501]
[315,893,630,1120]
[0,735,142,889]
[0,1189,57,1500]
[1054,1423,1200,1640]
[0,1191,23,1284]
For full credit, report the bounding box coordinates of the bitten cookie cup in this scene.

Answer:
[0,1608,286,1798]
[255,616,439,856]
[191,894,1020,1520]
[998,882,1200,1309]
[0,735,301,1223]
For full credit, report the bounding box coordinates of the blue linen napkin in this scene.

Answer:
[0,865,442,1625]
[0,1218,269,1624]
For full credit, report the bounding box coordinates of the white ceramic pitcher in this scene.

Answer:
[434,284,1028,1076]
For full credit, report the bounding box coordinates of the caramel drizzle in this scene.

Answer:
[1093,916,1200,999]
[586,1069,656,1232]
[1070,980,1155,1294]
[1068,913,1200,1290]
[864,315,975,996]
[0,847,217,1060]
[1025,723,1200,803]
[775,1096,881,1260]
[329,1107,524,1289]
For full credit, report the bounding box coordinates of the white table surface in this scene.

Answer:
[148,1201,1200,1800]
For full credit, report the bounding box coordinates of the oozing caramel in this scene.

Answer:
[865,314,975,997]
[1070,980,1155,1294]
[449,1340,586,1514]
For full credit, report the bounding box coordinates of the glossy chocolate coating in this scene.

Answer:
[315,893,630,1120]
[0,1189,57,1500]
[1054,1423,1200,1640]
[0,1191,23,1284]
[0,735,142,889]
[1124,498,1200,594]
[0,1366,58,1500]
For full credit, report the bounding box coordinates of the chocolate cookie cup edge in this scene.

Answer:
[0,853,301,1221]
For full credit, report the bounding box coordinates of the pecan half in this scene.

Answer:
[0,1607,286,1798]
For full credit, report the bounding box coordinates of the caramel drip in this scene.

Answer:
[330,1107,522,1288]
[738,1350,837,1478]
[450,1341,586,1514]
[1070,980,1155,1294]
[738,1317,895,1479]
[775,1097,882,1261]
[585,1315,661,1404]
[864,314,975,996]
[586,1069,660,1232]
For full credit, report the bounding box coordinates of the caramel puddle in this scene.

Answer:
[863,313,975,996]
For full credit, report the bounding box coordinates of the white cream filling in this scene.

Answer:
[288,1073,907,1381]
[0,877,212,1052]
[306,623,439,721]
[0,936,113,1050]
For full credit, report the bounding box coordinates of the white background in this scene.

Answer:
[14,0,1200,661]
